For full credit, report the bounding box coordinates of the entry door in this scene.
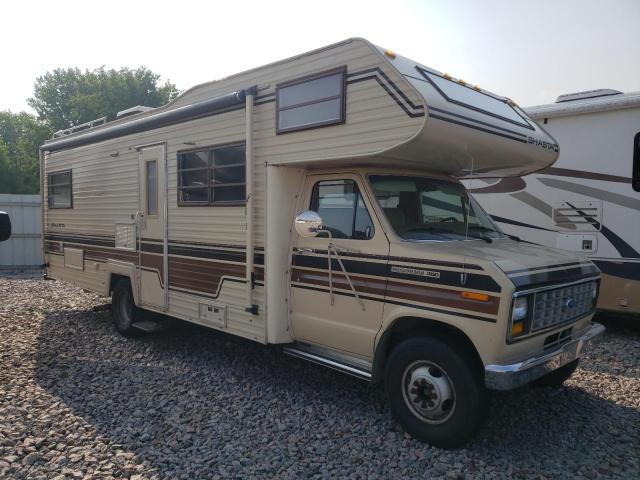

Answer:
[138,144,166,309]
[290,173,390,358]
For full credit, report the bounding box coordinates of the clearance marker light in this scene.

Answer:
[443,73,452,79]
[458,79,467,86]
[384,49,396,59]
[461,291,490,302]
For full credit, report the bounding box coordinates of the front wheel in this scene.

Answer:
[385,336,487,448]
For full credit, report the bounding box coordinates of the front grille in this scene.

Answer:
[531,281,595,332]
[543,327,573,351]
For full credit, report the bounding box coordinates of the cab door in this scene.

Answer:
[137,144,166,309]
[290,173,389,358]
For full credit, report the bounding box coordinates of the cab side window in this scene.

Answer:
[310,179,374,240]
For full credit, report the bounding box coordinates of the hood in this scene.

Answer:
[398,238,600,290]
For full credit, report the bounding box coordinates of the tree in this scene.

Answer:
[0,111,52,194]
[28,66,179,132]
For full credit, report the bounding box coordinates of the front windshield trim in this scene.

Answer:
[367,173,504,242]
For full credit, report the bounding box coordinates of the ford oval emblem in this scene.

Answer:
[564,298,576,309]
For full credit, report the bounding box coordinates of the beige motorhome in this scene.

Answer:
[41,38,604,447]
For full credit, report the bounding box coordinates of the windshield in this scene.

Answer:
[369,175,503,241]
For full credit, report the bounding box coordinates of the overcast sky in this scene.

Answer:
[2,0,639,115]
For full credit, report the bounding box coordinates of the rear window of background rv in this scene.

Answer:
[417,67,530,127]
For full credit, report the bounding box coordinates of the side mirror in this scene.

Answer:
[0,211,11,242]
[294,210,323,238]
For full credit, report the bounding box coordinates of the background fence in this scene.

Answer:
[0,194,42,269]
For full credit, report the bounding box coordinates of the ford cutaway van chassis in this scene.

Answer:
[40,38,604,447]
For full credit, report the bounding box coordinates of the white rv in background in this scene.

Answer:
[471,89,640,316]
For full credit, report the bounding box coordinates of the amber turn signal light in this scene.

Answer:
[511,321,525,336]
[461,291,490,302]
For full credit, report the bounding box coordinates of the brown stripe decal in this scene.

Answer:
[291,268,499,316]
[386,281,500,315]
[82,245,137,263]
[141,253,165,287]
[44,241,62,253]
[541,166,632,184]
[291,268,387,296]
[169,257,245,295]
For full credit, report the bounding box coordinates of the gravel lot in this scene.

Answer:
[1,271,639,480]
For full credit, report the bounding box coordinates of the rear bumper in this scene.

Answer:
[484,322,605,390]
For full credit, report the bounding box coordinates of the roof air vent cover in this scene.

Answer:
[555,89,623,103]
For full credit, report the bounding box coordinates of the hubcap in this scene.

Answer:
[402,361,456,424]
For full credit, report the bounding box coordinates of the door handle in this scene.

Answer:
[294,247,314,254]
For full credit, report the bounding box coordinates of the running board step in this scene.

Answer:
[131,320,165,333]
[283,346,372,381]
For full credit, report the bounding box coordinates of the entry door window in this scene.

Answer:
[310,179,374,240]
[146,160,158,215]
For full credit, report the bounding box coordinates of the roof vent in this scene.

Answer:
[555,89,623,103]
[116,105,155,118]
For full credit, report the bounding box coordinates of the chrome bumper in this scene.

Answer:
[485,322,606,390]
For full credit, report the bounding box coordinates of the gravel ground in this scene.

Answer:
[0,271,638,480]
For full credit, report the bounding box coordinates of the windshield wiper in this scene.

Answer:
[465,233,493,243]
[402,226,450,235]
[466,225,496,243]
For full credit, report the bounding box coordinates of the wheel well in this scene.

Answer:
[371,317,484,384]
[109,274,131,297]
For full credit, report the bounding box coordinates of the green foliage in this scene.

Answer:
[0,66,179,194]
[0,111,52,194]
[28,66,179,132]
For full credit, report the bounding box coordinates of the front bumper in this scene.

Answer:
[484,322,605,390]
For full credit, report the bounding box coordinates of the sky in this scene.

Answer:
[2,0,639,114]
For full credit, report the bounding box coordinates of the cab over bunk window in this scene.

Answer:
[310,179,374,240]
[276,67,346,134]
[416,66,531,128]
[177,144,246,205]
[47,170,72,208]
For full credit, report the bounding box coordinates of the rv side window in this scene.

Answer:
[633,132,640,192]
[47,170,72,209]
[276,68,346,134]
[310,180,374,240]
[177,144,246,205]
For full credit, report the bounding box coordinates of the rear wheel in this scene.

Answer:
[111,279,142,338]
[532,359,579,388]
[385,336,487,448]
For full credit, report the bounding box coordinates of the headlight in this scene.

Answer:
[591,282,598,300]
[512,296,528,321]
[510,296,529,338]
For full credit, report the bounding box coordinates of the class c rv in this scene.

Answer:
[469,89,640,318]
[40,38,605,447]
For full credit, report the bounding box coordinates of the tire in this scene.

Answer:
[111,279,142,338]
[385,336,487,449]
[532,359,579,388]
